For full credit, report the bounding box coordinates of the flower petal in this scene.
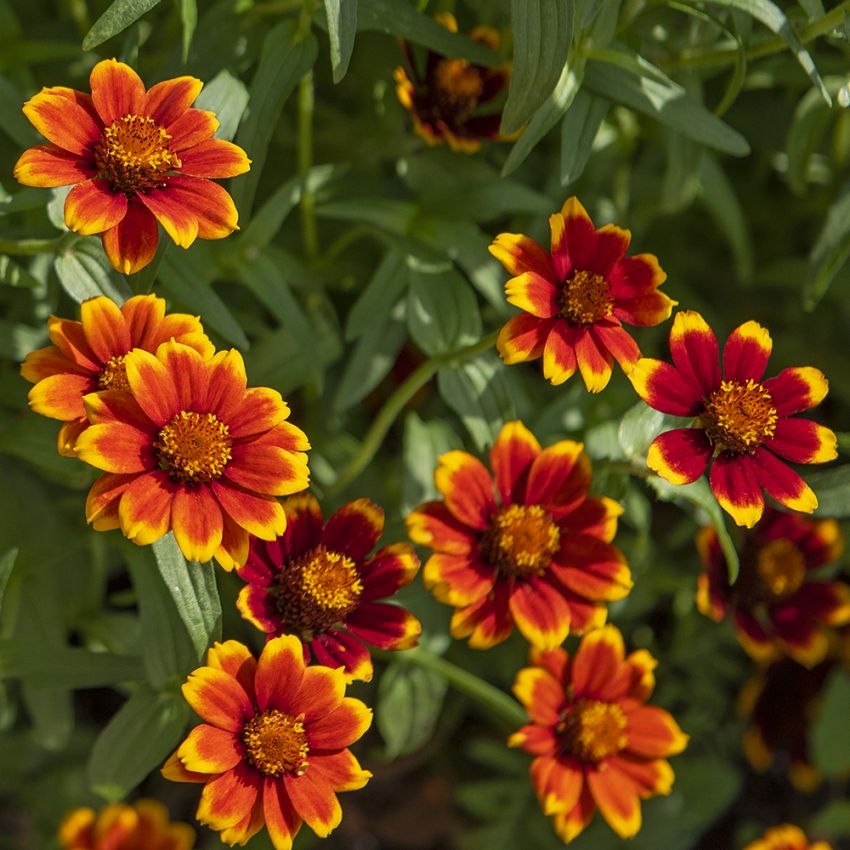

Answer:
[75,422,154,473]
[751,448,818,515]
[101,199,160,275]
[629,358,706,416]
[613,289,676,327]
[346,601,421,650]
[152,174,239,240]
[227,388,291,439]
[80,296,131,362]
[179,138,251,178]
[765,418,837,465]
[406,501,474,555]
[552,785,596,844]
[505,272,560,318]
[586,764,642,839]
[211,481,287,540]
[322,498,384,561]
[625,705,688,758]
[89,59,145,125]
[311,630,373,683]
[308,697,372,749]
[434,450,496,530]
[508,578,572,649]
[668,310,721,396]
[166,108,220,150]
[197,763,260,831]
[124,347,180,426]
[13,143,96,187]
[609,753,675,796]
[161,750,208,783]
[592,321,641,369]
[172,485,224,563]
[262,777,301,850]
[512,666,564,726]
[206,640,258,701]
[283,770,341,838]
[309,749,371,792]
[144,75,203,126]
[255,634,306,714]
[497,313,552,364]
[177,723,243,773]
[22,87,101,156]
[423,550,495,606]
[489,420,541,504]
[292,665,346,722]
[723,320,772,382]
[450,583,514,648]
[489,232,556,279]
[524,439,589,512]
[575,327,614,393]
[542,322,579,385]
[27,372,92,421]
[85,472,134,530]
[64,178,127,235]
[552,536,632,601]
[360,543,420,601]
[571,625,625,699]
[217,513,251,571]
[137,185,199,248]
[764,367,829,415]
[182,667,254,732]
[118,470,176,546]
[552,197,597,278]
[709,453,764,528]
[646,428,712,485]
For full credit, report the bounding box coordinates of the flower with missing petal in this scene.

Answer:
[489,196,675,391]
[406,420,632,649]
[509,626,688,842]
[20,294,212,456]
[629,311,837,527]
[743,824,832,850]
[697,508,849,666]
[59,799,194,850]
[237,494,421,682]
[394,12,509,152]
[74,340,310,568]
[14,58,250,274]
[163,637,372,850]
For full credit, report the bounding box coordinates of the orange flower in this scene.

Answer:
[743,824,832,850]
[14,58,250,274]
[74,340,310,568]
[163,637,372,850]
[20,294,212,456]
[59,799,194,850]
[509,626,688,842]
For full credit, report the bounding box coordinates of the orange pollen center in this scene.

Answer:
[243,710,309,777]
[154,411,232,483]
[433,58,483,118]
[701,379,777,454]
[755,539,806,601]
[97,354,130,392]
[94,114,181,194]
[479,504,560,578]
[275,546,364,637]
[557,699,629,763]
[561,270,613,325]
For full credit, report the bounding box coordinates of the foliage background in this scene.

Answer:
[1,0,850,848]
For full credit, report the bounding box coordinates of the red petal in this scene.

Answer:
[589,224,630,277]
[542,322,578,385]
[450,582,514,648]
[182,667,254,732]
[308,697,372,749]
[646,428,712,485]
[155,339,210,409]
[308,749,371,792]
[497,313,551,364]
[255,635,305,714]
[508,578,572,649]
[137,184,199,248]
[575,327,614,393]
[262,777,302,850]
[144,75,202,126]
[204,348,248,421]
[196,763,260,831]
[591,322,640,368]
[524,440,589,513]
[406,501,474,555]
[551,197,597,278]
[505,272,560,318]
[171,485,223,563]
[434,451,496,530]
[489,232,556,280]
[118,470,176,546]
[625,705,688,758]
[85,472,134,530]
[751,448,818,515]
[669,311,720,397]
[211,481,287,540]
[613,289,676,327]
[766,418,837,464]
[64,178,127,235]
[764,367,830,415]
[709,453,764,528]
[291,666,345,722]
[551,784,596,843]
[217,513,251,571]
[571,625,626,700]
[322,498,384,561]
[179,138,251,179]
[89,59,145,125]
[75,422,154,473]
[311,630,373,682]
[206,640,258,702]
[278,494,324,558]
[552,536,632,601]
[124,347,180,426]
[423,552,495,606]
[22,86,101,156]
[283,771,341,838]
[608,253,666,298]
[345,602,421,650]
[359,543,420,601]
[722,320,772,382]
[177,723,243,773]
[80,296,131,362]
[13,144,95,187]
[101,199,160,275]
[490,420,541,504]
[585,764,642,839]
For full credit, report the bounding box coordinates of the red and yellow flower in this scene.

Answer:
[14,58,250,274]
[59,799,194,850]
[394,13,509,152]
[489,196,675,391]
[629,311,837,527]
[696,508,849,665]
[406,420,632,649]
[509,625,688,842]
[163,636,372,850]
[20,294,212,456]
[74,339,310,568]
[743,824,832,850]
[237,494,421,682]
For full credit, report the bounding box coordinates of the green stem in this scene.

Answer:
[330,330,499,493]
[297,0,319,262]
[0,232,78,256]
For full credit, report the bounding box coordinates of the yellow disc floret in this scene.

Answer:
[154,411,232,483]
[557,699,629,763]
[480,504,561,578]
[97,354,130,392]
[243,710,309,777]
[561,270,614,325]
[701,379,778,454]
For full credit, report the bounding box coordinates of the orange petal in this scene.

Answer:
[177,723,243,773]
[552,784,596,843]
[406,502,475,556]
[489,232,555,279]
[182,666,254,732]
[161,750,208,783]
[155,339,211,409]
[525,439,588,510]
[179,138,251,179]
[512,666,563,726]
[83,388,151,429]
[28,372,92,420]
[124,347,180,426]
[226,444,310,497]
[166,108,219,150]
[308,698,372,749]
[283,771,342,838]
[575,328,614,393]
[292,666,346,723]
[308,749,372,792]
[118,470,176,545]
[216,513,251,571]
[207,640,258,697]
[505,271,560,318]
[80,296,131,362]
[255,634,306,714]
[171,485,224,563]
[64,178,127,235]
[262,776,302,850]
[144,75,203,126]
[75,422,154,473]
[571,625,625,699]
[585,764,642,839]
[508,579,572,649]
[58,419,88,457]
[158,175,239,239]
[13,143,95,187]
[490,420,541,504]
[20,344,82,384]
[434,450,496,530]
[137,184,199,248]
[102,200,159,275]
[22,86,101,156]
[211,481,287,540]
[497,313,551,365]
[542,323,579,385]
[85,472,134,530]
[197,763,260,830]
[89,58,145,125]
[625,705,688,758]
[227,388,290,439]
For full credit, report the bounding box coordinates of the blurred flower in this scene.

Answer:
[74,340,309,568]
[629,311,836,527]
[696,508,849,665]
[394,12,508,152]
[406,420,632,649]
[14,58,250,274]
[59,799,194,850]
[509,625,688,842]
[237,494,421,682]
[742,824,832,850]
[163,637,372,850]
[490,197,674,392]
[20,294,212,456]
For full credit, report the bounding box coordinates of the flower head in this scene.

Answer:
[21,294,212,456]
[59,799,194,850]
[163,637,372,850]
[629,311,837,527]
[237,494,422,682]
[14,58,250,274]
[697,508,849,665]
[394,12,508,152]
[489,197,675,391]
[74,339,310,568]
[743,824,833,850]
[406,420,632,649]
[509,625,688,842]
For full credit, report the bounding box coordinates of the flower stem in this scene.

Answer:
[0,232,78,256]
[330,330,499,493]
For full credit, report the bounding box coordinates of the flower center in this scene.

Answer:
[479,504,560,578]
[275,546,364,637]
[242,710,309,777]
[701,379,777,454]
[97,354,130,392]
[561,270,613,325]
[94,114,181,194]
[433,58,483,120]
[754,539,806,601]
[557,699,629,763]
[154,411,232,483]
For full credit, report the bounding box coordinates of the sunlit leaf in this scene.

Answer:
[82,0,161,50]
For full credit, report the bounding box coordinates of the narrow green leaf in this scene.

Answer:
[0,74,37,147]
[560,88,608,185]
[193,69,249,142]
[324,0,357,83]
[806,189,850,308]
[179,0,197,61]
[808,465,850,517]
[346,249,409,340]
[786,85,834,196]
[54,241,131,305]
[82,0,161,50]
[402,413,461,513]
[0,256,42,290]
[0,549,18,615]
[0,642,143,687]
[812,671,850,775]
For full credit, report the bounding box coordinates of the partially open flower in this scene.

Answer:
[14,58,250,273]
[743,824,833,850]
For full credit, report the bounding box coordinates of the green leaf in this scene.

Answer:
[54,241,131,305]
[805,189,850,309]
[560,88,609,186]
[178,0,197,61]
[0,549,18,616]
[0,74,37,147]
[786,85,834,196]
[812,670,850,775]
[501,0,575,135]
[402,413,461,513]
[346,249,409,340]
[811,800,850,837]
[151,534,221,662]
[808,465,850,517]
[324,0,357,83]
[82,0,161,50]
[231,22,318,220]
[88,685,189,801]
[194,69,249,142]
[0,642,143,688]
[376,659,448,758]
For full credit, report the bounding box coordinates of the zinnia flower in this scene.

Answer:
[162,637,372,850]
[237,493,422,682]
[489,196,675,391]
[509,625,688,842]
[629,311,837,527]
[20,294,212,456]
[394,12,509,152]
[406,420,633,649]
[74,339,310,568]
[14,58,250,274]
[696,508,849,665]
[59,799,194,850]
[743,824,832,850]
